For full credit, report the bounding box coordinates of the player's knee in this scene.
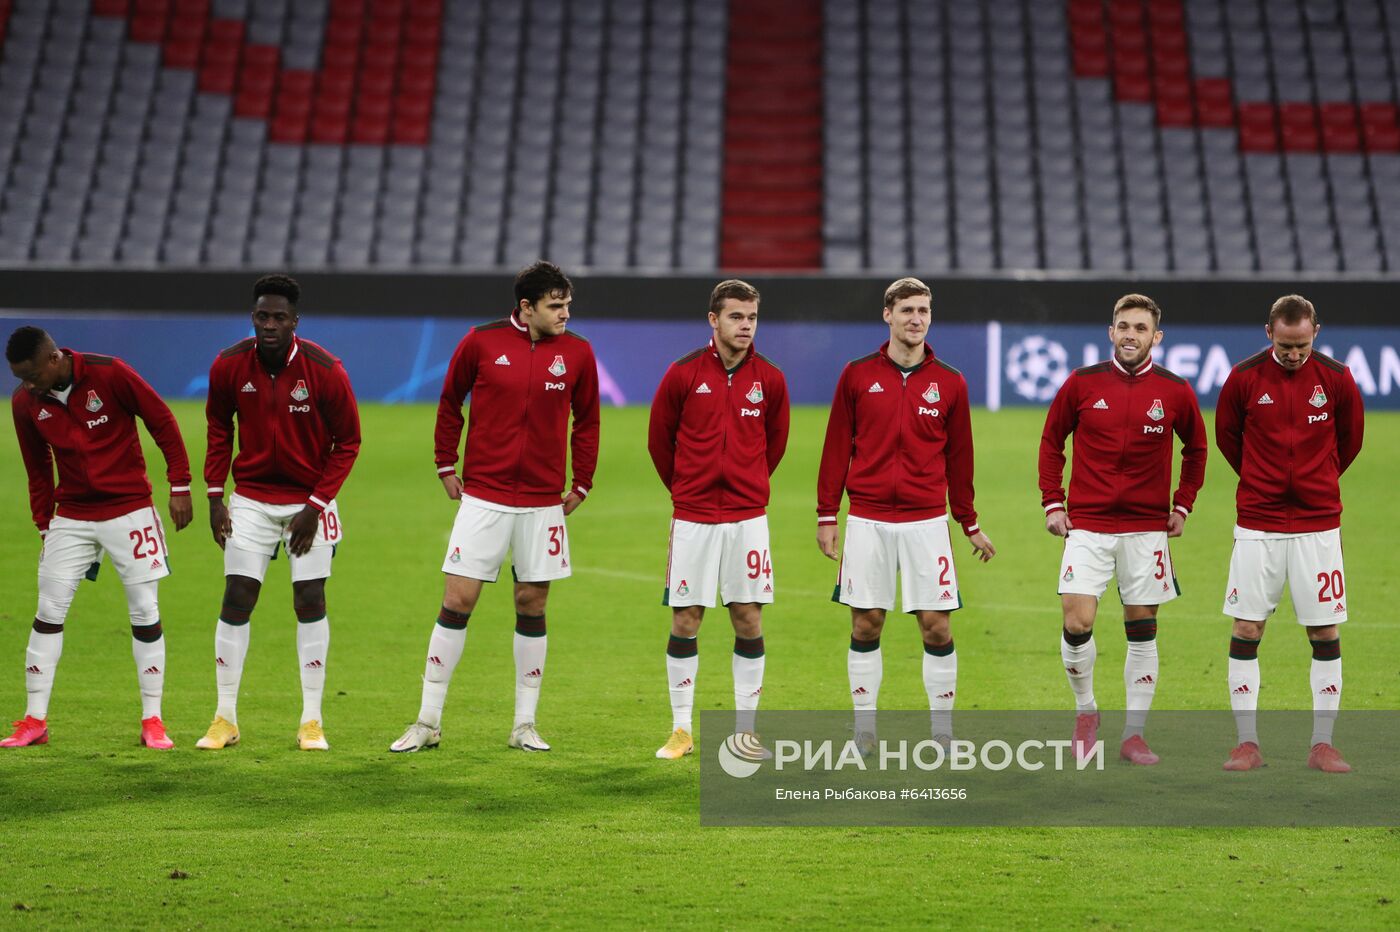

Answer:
[125,580,160,627]
[1307,624,1339,642]
[671,606,704,637]
[917,613,951,646]
[293,580,327,622]
[729,604,762,639]
[851,610,885,640]
[222,575,261,615]
[35,576,79,627]
[1231,619,1266,640]
[513,584,549,616]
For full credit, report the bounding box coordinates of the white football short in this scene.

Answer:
[442,495,571,583]
[224,492,340,583]
[1223,526,1348,626]
[836,515,960,614]
[1057,529,1178,604]
[40,504,171,585]
[664,516,774,608]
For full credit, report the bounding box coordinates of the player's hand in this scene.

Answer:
[1045,509,1072,537]
[1166,511,1186,538]
[209,498,232,549]
[816,524,840,561]
[969,530,996,562]
[562,491,584,516]
[441,474,464,500]
[169,494,193,532]
[287,505,319,557]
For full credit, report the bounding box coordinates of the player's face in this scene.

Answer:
[1109,308,1161,369]
[708,298,758,356]
[252,295,298,356]
[1267,318,1318,371]
[9,347,65,396]
[883,295,931,349]
[519,289,571,339]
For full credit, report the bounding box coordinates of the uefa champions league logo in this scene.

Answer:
[1005,336,1070,402]
[717,733,768,778]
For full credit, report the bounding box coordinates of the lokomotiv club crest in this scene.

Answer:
[746,381,763,404]
[290,380,309,402]
[549,355,567,377]
[85,390,102,412]
[922,382,940,404]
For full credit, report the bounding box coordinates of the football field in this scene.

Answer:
[1,402,1396,928]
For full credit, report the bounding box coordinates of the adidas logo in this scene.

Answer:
[936,690,955,700]
[1319,684,1339,695]
[215,657,227,668]
[37,409,51,421]
[748,687,762,697]
[696,382,711,394]
[852,686,869,696]
[141,665,161,675]
[150,559,162,569]
[1232,683,1252,695]
[1333,603,1345,614]
[1135,674,1155,686]
[428,655,444,666]
[763,583,772,593]
[868,382,884,393]
[1066,667,1080,675]
[561,558,568,568]
[25,665,41,674]
[1093,398,1109,409]
[939,589,952,600]
[525,668,542,679]
[303,660,323,670]
[240,382,257,393]
[494,354,510,366]
[1257,393,1274,405]
[674,677,693,689]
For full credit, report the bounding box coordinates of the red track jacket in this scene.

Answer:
[1215,348,1364,533]
[12,350,190,531]
[435,314,600,507]
[1039,356,1207,533]
[205,336,361,511]
[648,342,790,523]
[817,342,980,532]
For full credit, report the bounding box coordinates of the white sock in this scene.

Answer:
[667,637,698,732]
[513,631,547,728]
[131,626,165,719]
[297,617,329,724]
[848,641,882,736]
[732,637,765,735]
[1310,655,1341,746]
[1062,631,1097,712]
[1228,656,1261,745]
[418,616,468,729]
[1123,639,1159,739]
[24,628,63,720]
[214,620,250,724]
[922,644,956,737]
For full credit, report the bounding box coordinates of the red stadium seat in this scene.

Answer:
[163,37,199,67]
[358,66,394,95]
[1322,123,1360,152]
[199,61,236,93]
[243,44,279,68]
[134,0,170,14]
[315,92,353,119]
[269,108,309,143]
[1108,0,1141,27]
[1362,122,1400,151]
[1156,97,1192,126]
[93,0,130,14]
[128,11,167,42]
[1067,0,1102,27]
[392,111,429,144]
[1073,46,1109,77]
[207,18,244,43]
[1238,102,1277,128]
[1239,122,1278,152]
[363,42,399,70]
[1114,72,1151,102]
[1111,27,1147,55]
[352,113,390,144]
[1195,78,1232,106]
[167,14,205,42]
[1197,96,1234,127]
[234,87,272,118]
[1153,74,1190,103]
[1281,122,1320,151]
[405,16,440,45]
[202,39,239,67]
[326,18,363,48]
[310,111,349,144]
[318,65,356,96]
[397,65,434,96]
[355,91,391,119]
[238,63,275,94]
[279,70,315,96]
[1280,102,1317,129]
[322,43,360,70]
[1360,102,1398,127]
[366,15,403,45]
[173,0,209,15]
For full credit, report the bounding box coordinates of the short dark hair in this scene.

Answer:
[709,279,760,315]
[514,261,572,307]
[1112,293,1162,327]
[1269,294,1318,328]
[883,277,932,308]
[254,273,300,308]
[6,326,53,364]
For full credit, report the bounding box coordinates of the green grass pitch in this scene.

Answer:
[1,402,1396,928]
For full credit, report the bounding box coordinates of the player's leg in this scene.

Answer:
[508,580,551,750]
[392,498,508,752]
[2,521,91,747]
[292,578,330,750]
[914,610,955,741]
[1115,531,1175,764]
[719,517,773,738]
[839,518,895,748]
[1057,531,1116,719]
[1287,530,1349,772]
[656,519,721,759]
[1221,533,1284,770]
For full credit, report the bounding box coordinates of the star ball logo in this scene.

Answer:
[717,733,768,778]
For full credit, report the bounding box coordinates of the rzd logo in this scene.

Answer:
[918,407,940,417]
[1308,413,1329,424]
[85,415,109,429]
[1143,425,1164,434]
[740,408,761,417]
[544,381,566,391]
[288,405,311,413]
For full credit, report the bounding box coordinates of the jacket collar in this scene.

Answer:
[259,335,299,372]
[1110,354,1153,377]
[878,340,934,370]
[708,338,754,369]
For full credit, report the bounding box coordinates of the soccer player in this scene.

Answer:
[390,261,600,754]
[816,278,995,749]
[1216,295,1364,774]
[1038,294,1207,764]
[196,275,361,752]
[647,280,790,760]
[4,326,192,749]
